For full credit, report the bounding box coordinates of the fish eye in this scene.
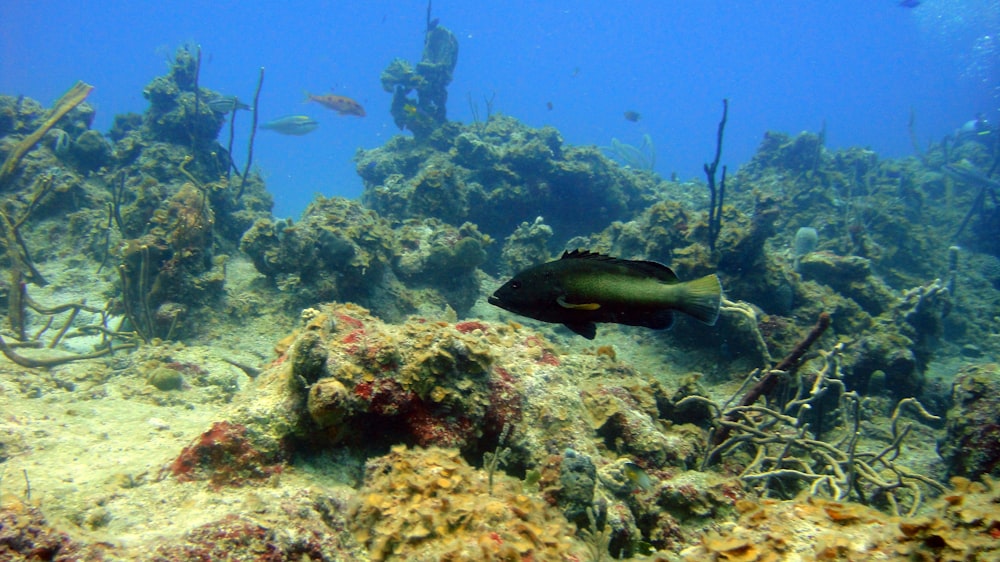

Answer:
[511,280,521,290]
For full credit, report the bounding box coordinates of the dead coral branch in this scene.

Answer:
[0,333,134,369]
[704,98,728,252]
[683,342,944,516]
[710,311,831,447]
[0,81,93,189]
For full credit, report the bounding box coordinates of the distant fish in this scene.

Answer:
[259,115,319,136]
[52,129,71,157]
[899,0,920,7]
[546,101,554,111]
[624,110,641,122]
[305,91,366,117]
[207,95,251,113]
[488,250,722,339]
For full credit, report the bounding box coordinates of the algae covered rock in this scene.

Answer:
[149,510,366,561]
[381,22,459,139]
[240,196,394,304]
[294,304,498,450]
[557,449,598,521]
[240,198,490,318]
[141,45,224,145]
[394,218,489,314]
[349,445,583,561]
[798,252,896,316]
[66,129,112,171]
[939,363,1000,479]
[679,476,1000,561]
[842,328,922,398]
[357,114,654,260]
[499,215,553,276]
[160,301,757,558]
[147,366,184,391]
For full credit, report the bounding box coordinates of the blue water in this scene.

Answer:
[2,0,997,218]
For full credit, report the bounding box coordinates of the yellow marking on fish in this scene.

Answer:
[557,296,600,310]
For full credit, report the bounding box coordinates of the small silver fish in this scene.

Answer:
[259,115,319,136]
[207,95,251,113]
[52,129,71,157]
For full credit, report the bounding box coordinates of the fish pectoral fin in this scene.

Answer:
[564,322,597,339]
[556,296,600,310]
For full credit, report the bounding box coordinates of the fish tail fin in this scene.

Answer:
[303,90,312,103]
[675,274,722,326]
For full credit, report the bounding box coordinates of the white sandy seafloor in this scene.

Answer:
[0,255,365,557]
[0,254,955,559]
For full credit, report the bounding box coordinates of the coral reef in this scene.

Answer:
[939,363,1000,479]
[499,215,554,276]
[0,81,93,187]
[105,47,271,341]
[349,445,582,561]
[0,46,272,350]
[356,115,656,263]
[0,497,110,560]
[159,303,750,556]
[679,476,1000,561]
[141,47,224,146]
[3,20,1000,562]
[149,513,358,562]
[240,196,490,318]
[167,420,285,489]
[241,197,395,306]
[380,16,459,139]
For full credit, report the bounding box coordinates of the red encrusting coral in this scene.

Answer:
[353,381,374,401]
[168,421,284,489]
[364,379,417,417]
[485,366,524,435]
[524,334,561,365]
[352,377,479,448]
[336,313,364,330]
[538,350,561,366]
[405,403,475,448]
[454,320,489,334]
[341,328,365,345]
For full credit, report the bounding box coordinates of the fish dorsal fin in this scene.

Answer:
[561,250,678,283]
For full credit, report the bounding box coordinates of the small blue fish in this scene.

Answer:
[207,95,251,113]
[260,115,319,136]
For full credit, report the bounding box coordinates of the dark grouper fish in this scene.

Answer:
[488,250,722,339]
